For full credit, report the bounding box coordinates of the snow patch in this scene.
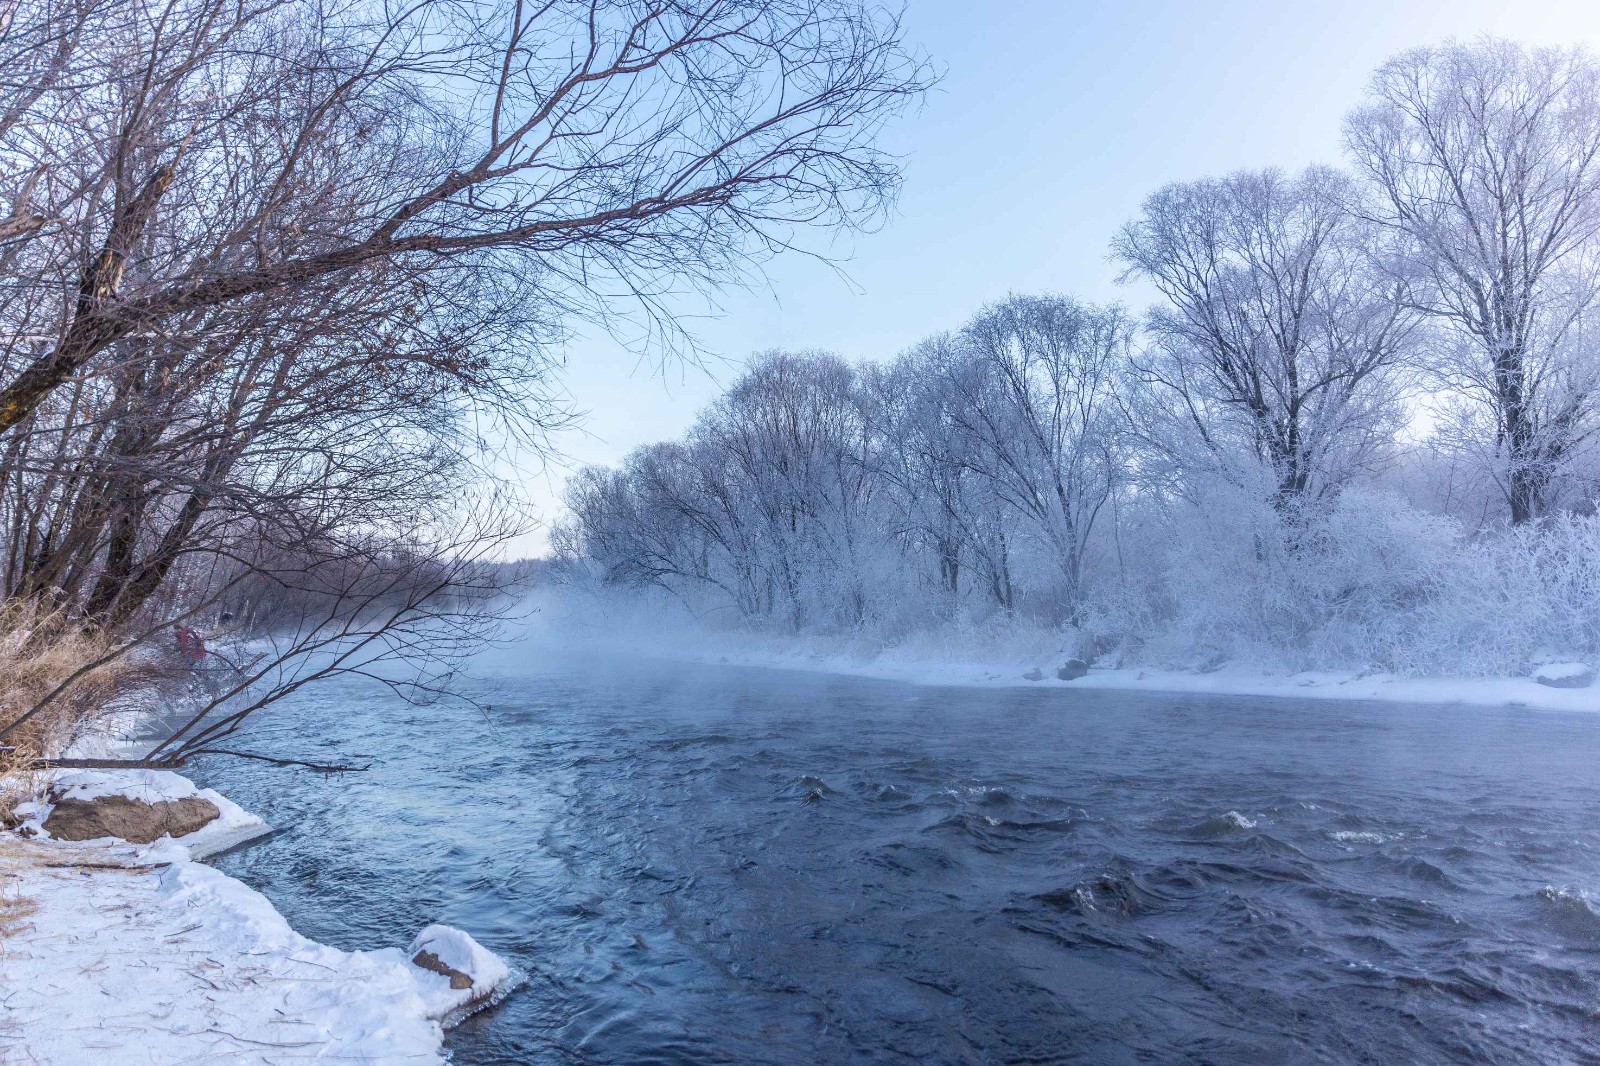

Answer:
[2,769,515,1062]
[538,629,1600,714]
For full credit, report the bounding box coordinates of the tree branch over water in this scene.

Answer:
[0,0,930,768]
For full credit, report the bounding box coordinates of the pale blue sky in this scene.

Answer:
[516,0,1600,555]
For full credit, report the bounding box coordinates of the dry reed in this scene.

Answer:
[0,602,150,822]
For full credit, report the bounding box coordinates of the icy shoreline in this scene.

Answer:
[0,768,515,1064]
[543,630,1600,714]
[736,654,1600,712]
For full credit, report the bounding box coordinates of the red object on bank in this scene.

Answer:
[175,625,206,664]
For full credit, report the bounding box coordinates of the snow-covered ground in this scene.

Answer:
[0,770,517,1064]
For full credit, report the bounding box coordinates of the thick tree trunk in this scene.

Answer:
[0,164,175,434]
[1495,341,1541,525]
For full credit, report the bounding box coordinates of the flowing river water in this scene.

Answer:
[199,647,1600,1065]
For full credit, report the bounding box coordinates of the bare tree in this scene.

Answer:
[1114,166,1414,505]
[1345,39,1600,524]
[0,0,929,766]
[0,0,930,436]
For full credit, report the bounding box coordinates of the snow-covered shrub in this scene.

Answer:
[1385,513,1600,675]
[1099,486,1461,672]
[1097,483,1600,677]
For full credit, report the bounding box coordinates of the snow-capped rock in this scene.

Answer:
[1055,658,1089,681]
[1531,662,1595,689]
[407,924,518,1023]
[17,769,270,858]
[43,792,219,843]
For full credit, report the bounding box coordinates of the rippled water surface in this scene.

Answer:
[202,649,1600,1064]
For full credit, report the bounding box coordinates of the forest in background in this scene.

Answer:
[555,38,1600,679]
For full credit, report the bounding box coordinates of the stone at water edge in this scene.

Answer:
[406,924,514,1018]
[42,794,220,844]
[1531,662,1596,689]
[1056,659,1089,681]
[1022,667,1044,681]
[412,949,474,990]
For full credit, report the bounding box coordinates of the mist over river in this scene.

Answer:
[199,648,1600,1065]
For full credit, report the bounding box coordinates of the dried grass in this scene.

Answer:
[0,602,157,822]
[0,834,42,940]
[0,888,37,934]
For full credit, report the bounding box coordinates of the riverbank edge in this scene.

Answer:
[545,632,1600,713]
[0,765,515,1063]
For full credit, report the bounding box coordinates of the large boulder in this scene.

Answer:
[1531,662,1596,689]
[42,793,221,843]
[1056,658,1089,681]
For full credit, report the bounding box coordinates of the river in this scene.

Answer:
[199,647,1600,1065]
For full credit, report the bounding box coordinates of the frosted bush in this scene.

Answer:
[1388,514,1600,675]
[1098,485,1600,678]
[1100,487,1461,672]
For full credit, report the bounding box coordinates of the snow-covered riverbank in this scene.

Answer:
[0,769,515,1064]
[524,623,1600,714]
[703,649,1600,712]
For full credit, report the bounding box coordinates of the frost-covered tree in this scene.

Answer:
[564,447,727,606]
[864,336,1016,607]
[945,295,1130,618]
[568,352,882,630]
[1346,39,1600,524]
[1114,167,1413,504]
[698,352,879,628]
